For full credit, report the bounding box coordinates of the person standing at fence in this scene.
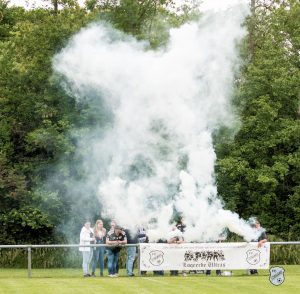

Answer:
[79,220,95,277]
[249,218,268,275]
[138,227,149,275]
[106,225,127,277]
[124,229,138,277]
[175,217,190,276]
[168,227,185,276]
[108,220,120,274]
[153,238,167,276]
[108,220,116,234]
[91,219,106,277]
[205,230,226,276]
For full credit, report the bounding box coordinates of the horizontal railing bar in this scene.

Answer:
[0,241,299,249]
[269,241,300,245]
[0,244,140,248]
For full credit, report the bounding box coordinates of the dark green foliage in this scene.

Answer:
[215,0,300,241]
[0,207,54,244]
[0,3,93,244]
[0,0,299,267]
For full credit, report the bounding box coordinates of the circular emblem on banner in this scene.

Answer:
[246,249,261,265]
[269,267,285,286]
[149,250,164,266]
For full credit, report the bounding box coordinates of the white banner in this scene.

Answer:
[140,242,270,270]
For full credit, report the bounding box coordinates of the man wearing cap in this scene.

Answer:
[106,225,127,277]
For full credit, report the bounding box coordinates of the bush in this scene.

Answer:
[0,207,54,245]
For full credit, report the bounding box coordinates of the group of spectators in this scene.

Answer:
[79,217,267,277]
[79,219,148,277]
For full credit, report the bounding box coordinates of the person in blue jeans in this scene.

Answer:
[91,219,106,277]
[124,229,138,276]
[106,225,127,277]
[79,220,95,277]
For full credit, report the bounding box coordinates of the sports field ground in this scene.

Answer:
[0,265,299,294]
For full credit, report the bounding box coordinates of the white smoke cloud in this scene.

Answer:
[54,0,260,242]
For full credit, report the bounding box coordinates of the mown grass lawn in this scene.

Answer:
[0,266,299,294]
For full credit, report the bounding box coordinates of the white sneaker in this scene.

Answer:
[222,271,233,276]
[108,274,114,278]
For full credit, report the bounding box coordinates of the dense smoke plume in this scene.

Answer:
[54,0,262,241]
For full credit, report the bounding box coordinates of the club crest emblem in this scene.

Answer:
[246,249,260,265]
[269,267,285,286]
[149,250,164,266]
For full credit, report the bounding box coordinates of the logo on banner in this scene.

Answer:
[269,267,285,286]
[184,250,225,262]
[246,249,260,265]
[149,250,164,266]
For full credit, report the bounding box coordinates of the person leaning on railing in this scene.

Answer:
[138,227,149,276]
[91,219,106,277]
[79,220,95,277]
[124,228,138,277]
[168,227,186,277]
[106,225,127,277]
[249,219,268,275]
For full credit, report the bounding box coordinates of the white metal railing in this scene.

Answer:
[0,242,299,278]
[0,244,140,278]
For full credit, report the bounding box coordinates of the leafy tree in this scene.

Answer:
[216,0,300,240]
[0,4,92,243]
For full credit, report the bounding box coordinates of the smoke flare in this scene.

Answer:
[54,1,260,242]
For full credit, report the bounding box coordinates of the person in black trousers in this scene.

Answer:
[249,219,267,275]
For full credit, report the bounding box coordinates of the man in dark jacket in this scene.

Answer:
[250,219,267,275]
[124,228,138,276]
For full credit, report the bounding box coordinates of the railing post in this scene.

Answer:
[27,247,32,278]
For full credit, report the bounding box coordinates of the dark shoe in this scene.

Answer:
[128,273,135,277]
[91,272,96,277]
[250,269,258,275]
[100,272,104,277]
[83,274,90,277]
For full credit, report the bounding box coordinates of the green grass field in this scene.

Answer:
[0,266,299,294]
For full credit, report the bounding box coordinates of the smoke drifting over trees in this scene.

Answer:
[0,0,299,245]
